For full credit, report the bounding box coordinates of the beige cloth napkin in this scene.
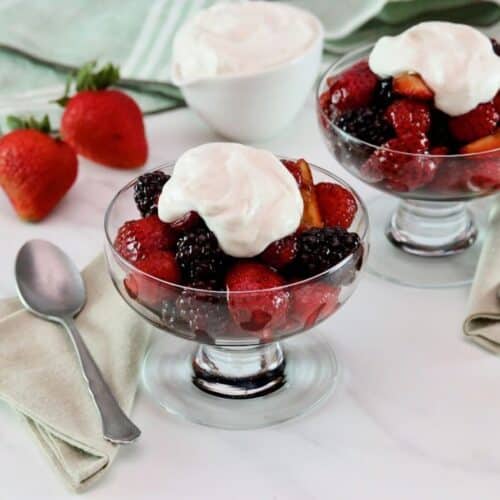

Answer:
[464,195,500,352]
[0,254,150,491]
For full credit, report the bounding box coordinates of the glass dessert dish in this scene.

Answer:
[317,45,500,288]
[104,161,368,429]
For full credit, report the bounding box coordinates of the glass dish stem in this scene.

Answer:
[386,200,477,256]
[192,342,286,399]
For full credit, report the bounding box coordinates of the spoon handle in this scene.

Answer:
[61,317,141,444]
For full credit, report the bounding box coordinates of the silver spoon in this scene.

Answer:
[15,240,141,444]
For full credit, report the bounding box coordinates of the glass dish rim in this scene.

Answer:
[103,158,369,296]
[316,43,500,160]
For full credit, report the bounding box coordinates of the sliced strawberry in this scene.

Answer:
[260,235,298,270]
[114,215,177,263]
[361,133,437,191]
[315,182,358,229]
[124,250,181,307]
[393,74,433,100]
[326,60,378,112]
[385,99,431,137]
[226,262,289,332]
[448,102,498,143]
[459,130,500,154]
[291,283,340,329]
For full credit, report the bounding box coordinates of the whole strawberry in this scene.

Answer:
[0,115,78,221]
[59,62,148,168]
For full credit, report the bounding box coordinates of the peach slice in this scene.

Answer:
[283,159,324,230]
[393,74,434,101]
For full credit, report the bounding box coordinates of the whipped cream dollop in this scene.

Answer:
[171,1,321,84]
[369,22,500,116]
[157,143,303,258]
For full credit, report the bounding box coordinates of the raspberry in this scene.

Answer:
[327,60,378,112]
[335,107,394,146]
[114,215,177,263]
[385,99,431,137]
[315,182,358,229]
[175,227,228,284]
[260,235,298,270]
[374,78,394,108]
[226,262,289,332]
[361,133,437,191]
[294,227,361,278]
[133,171,169,217]
[449,102,499,143]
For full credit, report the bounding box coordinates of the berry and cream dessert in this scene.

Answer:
[113,143,363,338]
[318,22,500,194]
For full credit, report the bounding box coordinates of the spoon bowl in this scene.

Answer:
[16,240,85,320]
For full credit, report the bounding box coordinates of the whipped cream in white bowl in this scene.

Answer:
[369,21,500,116]
[171,2,323,142]
[157,143,303,258]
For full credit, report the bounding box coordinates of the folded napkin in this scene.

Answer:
[0,254,150,491]
[464,196,500,352]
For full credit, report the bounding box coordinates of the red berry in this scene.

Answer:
[124,250,181,307]
[361,133,437,191]
[170,211,202,232]
[114,215,177,263]
[448,102,498,143]
[466,160,500,191]
[326,61,378,112]
[226,262,289,332]
[260,235,298,270]
[430,160,467,192]
[292,283,340,329]
[315,182,358,229]
[385,99,431,137]
[0,128,77,221]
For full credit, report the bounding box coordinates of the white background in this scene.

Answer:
[1,96,500,499]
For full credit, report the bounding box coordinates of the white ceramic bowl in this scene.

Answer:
[172,23,324,142]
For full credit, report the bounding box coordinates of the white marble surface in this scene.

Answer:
[1,95,500,499]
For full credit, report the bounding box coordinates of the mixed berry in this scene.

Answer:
[113,159,364,342]
[318,40,500,195]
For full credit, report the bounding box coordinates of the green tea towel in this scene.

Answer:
[0,0,218,127]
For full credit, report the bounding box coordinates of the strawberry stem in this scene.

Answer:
[6,114,52,134]
[55,61,120,107]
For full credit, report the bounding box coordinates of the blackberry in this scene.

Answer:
[294,227,361,278]
[175,227,228,284]
[134,171,169,217]
[428,109,455,148]
[335,107,394,146]
[491,38,500,56]
[374,78,394,107]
